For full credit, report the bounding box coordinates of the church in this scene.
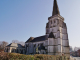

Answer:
[25,0,70,57]
[5,0,70,58]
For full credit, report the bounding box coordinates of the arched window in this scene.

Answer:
[38,44,39,46]
[26,45,28,47]
[34,44,36,47]
[54,20,56,23]
[51,20,52,24]
[41,43,43,46]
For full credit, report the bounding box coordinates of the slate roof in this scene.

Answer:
[6,43,24,48]
[26,35,46,43]
[48,32,55,38]
[25,37,34,42]
[52,0,60,16]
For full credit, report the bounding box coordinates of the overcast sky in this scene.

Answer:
[0,0,80,48]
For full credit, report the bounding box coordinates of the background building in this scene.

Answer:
[5,43,25,54]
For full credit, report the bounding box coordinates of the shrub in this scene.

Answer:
[0,51,69,60]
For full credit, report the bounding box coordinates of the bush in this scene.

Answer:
[0,51,69,60]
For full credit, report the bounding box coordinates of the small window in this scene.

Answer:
[38,44,39,46]
[54,20,56,23]
[51,20,52,24]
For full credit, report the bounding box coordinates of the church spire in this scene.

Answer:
[52,0,60,16]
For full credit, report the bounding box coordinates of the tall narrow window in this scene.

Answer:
[54,20,56,23]
[38,44,39,46]
[51,20,52,24]
[41,43,43,46]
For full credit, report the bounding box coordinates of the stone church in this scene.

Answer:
[25,0,70,57]
[5,0,70,58]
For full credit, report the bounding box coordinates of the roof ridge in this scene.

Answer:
[34,35,45,38]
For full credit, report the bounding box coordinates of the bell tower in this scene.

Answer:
[46,0,70,58]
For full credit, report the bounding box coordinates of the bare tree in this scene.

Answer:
[18,41,25,46]
[0,41,8,50]
[2,41,8,49]
[12,40,25,46]
[0,42,2,49]
[12,40,19,43]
